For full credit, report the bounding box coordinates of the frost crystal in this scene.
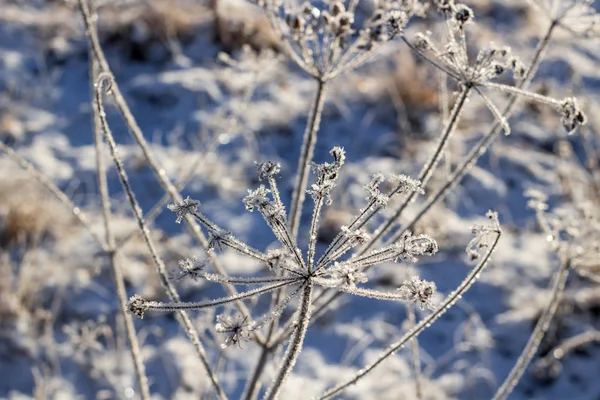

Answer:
[173,256,206,281]
[167,196,200,224]
[243,185,271,212]
[215,314,251,348]
[208,230,232,252]
[398,276,437,310]
[329,262,368,287]
[256,161,281,181]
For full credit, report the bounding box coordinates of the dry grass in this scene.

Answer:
[212,0,280,52]
[0,178,73,248]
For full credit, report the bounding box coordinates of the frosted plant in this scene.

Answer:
[318,211,502,399]
[360,1,589,253]
[215,314,252,348]
[527,0,600,37]
[127,146,439,398]
[262,0,426,80]
[405,3,587,136]
[260,0,428,243]
[491,191,589,400]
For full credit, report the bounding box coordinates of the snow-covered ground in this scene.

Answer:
[1,0,599,399]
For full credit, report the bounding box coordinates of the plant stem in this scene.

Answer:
[90,49,151,400]
[492,258,570,400]
[407,306,423,400]
[364,86,471,251]
[94,75,228,400]
[319,228,500,399]
[386,21,557,243]
[264,282,313,399]
[0,141,107,250]
[289,80,328,239]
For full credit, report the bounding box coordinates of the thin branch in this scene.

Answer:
[77,0,261,342]
[362,86,471,251]
[137,280,300,314]
[386,20,558,243]
[288,80,328,239]
[407,306,423,400]
[492,258,571,400]
[263,283,313,399]
[93,74,228,400]
[0,141,107,251]
[90,48,151,400]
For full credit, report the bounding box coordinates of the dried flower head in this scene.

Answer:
[127,295,148,319]
[329,262,368,287]
[167,196,200,224]
[398,276,437,310]
[467,210,501,260]
[215,314,251,348]
[208,230,233,252]
[560,97,587,135]
[256,161,282,181]
[395,231,439,262]
[243,185,272,212]
[172,256,207,281]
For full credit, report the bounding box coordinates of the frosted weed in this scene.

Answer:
[0,0,597,398]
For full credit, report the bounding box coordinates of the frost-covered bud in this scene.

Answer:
[398,276,437,310]
[127,295,148,318]
[243,185,271,212]
[330,146,346,166]
[208,230,232,252]
[509,57,526,79]
[173,256,207,281]
[215,314,251,348]
[453,4,474,26]
[365,173,389,206]
[414,32,433,51]
[395,231,438,262]
[256,161,281,181]
[560,97,586,135]
[390,174,424,195]
[309,147,346,204]
[341,226,371,246]
[386,10,407,35]
[167,196,199,224]
[329,262,368,287]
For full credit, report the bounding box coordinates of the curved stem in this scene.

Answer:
[318,228,500,399]
[91,50,151,400]
[93,75,228,400]
[289,80,328,239]
[77,0,262,344]
[492,258,570,400]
